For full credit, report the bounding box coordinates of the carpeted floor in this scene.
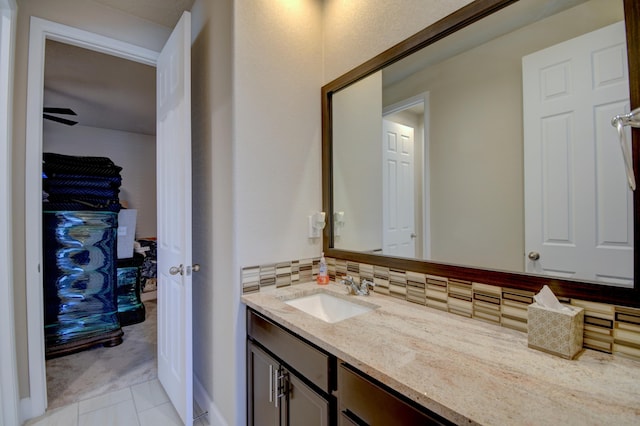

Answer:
[46,299,157,410]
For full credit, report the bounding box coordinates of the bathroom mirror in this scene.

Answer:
[322,0,640,306]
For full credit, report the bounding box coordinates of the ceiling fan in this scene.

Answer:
[43,107,78,126]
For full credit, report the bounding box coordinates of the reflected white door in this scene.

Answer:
[156,11,193,425]
[523,21,633,286]
[382,120,415,257]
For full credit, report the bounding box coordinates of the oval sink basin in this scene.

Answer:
[284,292,375,323]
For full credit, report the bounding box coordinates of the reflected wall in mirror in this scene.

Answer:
[324,0,640,306]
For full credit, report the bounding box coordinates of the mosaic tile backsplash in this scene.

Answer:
[241,256,640,361]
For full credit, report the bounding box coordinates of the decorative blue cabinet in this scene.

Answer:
[43,211,123,358]
[116,254,146,326]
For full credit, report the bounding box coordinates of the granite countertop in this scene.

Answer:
[242,281,640,425]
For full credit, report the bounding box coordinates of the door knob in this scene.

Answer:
[410,233,417,239]
[528,251,540,261]
[169,264,184,275]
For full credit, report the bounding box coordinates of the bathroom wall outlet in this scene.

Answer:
[308,215,321,238]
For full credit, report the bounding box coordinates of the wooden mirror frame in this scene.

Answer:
[322,0,640,307]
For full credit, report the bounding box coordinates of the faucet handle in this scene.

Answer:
[341,275,358,295]
[360,278,375,295]
[361,278,375,288]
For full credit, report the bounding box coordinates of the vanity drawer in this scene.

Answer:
[338,362,453,426]
[247,309,333,393]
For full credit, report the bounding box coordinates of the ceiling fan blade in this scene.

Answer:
[43,114,78,126]
[43,107,77,116]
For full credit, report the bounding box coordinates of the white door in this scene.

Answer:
[382,120,415,257]
[156,11,193,425]
[523,21,633,286]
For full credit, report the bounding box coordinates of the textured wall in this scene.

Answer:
[234,0,324,266]
[190,0,237,423]
[333,72,383,252]
[323,0,474,83]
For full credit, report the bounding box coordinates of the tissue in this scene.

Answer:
[533,285,571,312]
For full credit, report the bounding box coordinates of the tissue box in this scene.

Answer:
[527,302,584,359]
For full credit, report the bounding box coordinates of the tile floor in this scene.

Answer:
[25,378,209,426]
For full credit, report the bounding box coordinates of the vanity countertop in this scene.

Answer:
[242,281,640,425]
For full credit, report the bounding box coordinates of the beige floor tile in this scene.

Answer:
[78,387,133,415]
[78,399,139,426]
[131,379,169,412]
[137,401,183,426]
[25,404,78,426]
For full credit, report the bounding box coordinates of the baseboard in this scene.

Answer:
[20,396,45,425]
[194,375,226,426]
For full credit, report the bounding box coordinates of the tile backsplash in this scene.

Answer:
[241,256,640,361]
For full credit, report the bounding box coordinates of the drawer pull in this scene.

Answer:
[269,364,274,403]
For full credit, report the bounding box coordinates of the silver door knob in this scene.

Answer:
[410,233,417,239]
[192,264,200,272]
[169,264,184,275]
[528,251,540,261]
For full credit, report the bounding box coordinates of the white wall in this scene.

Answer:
[12,0,170,402]
[333,71,383,252]
[43,123,157,238]
[234,0,324,266]
[190,0,236,424]
[322,0,474,83]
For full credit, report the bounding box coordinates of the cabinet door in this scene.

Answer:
[285,372,330,426]
[248,342,281,426]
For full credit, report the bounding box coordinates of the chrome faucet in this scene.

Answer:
[340,275,375,296]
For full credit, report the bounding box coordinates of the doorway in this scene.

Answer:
[41,38,158,409]
[383,93,430,260]
[24,17,160,419]
[522,21,633,285]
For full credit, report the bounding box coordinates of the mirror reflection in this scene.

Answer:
[331,0,633,287]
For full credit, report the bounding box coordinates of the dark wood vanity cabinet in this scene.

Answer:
[337,363,454,426]
[247,309,334,426]
[247,308,454,425]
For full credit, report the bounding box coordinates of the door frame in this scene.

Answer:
[24,17,158,419]
[383,92,431,259]
[0,0,19,425]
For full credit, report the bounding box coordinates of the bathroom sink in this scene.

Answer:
[284,292,375,323]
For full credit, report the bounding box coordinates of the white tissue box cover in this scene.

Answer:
[527,302,584,359]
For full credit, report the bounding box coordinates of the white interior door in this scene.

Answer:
[156,11,193,425]
[382,119,415,257]
[523,21,633,286]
